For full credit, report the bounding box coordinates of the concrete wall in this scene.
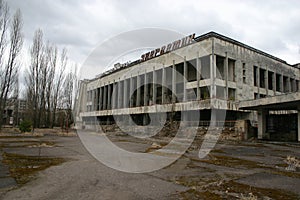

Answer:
[76,33,300,127]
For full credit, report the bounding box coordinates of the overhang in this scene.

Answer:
[239,92,300,110]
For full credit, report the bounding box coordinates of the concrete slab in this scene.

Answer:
[0,165,10,177]
[237,172,300,195]
[0,177,17,189]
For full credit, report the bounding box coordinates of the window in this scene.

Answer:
[216,55,225,80]
[268,71,274,90]
[253,66,258,86]
[259,68,266,88]
[242,63,246,84]
[228,58,235,82]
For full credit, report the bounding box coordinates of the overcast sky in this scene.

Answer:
[7,0,300,79]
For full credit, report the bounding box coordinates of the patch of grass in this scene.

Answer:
[199,154,268,169]
[2,152,65,184]
[270,169,300,179]
[0,141,55,148]
[180,189,223,200]
[175,173,224,188]
[210,149,226,154]
[216,180,299,200]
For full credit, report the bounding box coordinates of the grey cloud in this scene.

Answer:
[6,0,300,77]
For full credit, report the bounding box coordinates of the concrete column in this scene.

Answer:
[99,86,103,110]
[292,79,296,92]
[96,88,99,111]
[162,65,166,104]
[112,82,117,109]
[172,60,177,103]
[210,109,217,127]
[265,68,269,96]
[298,110,300,142]
[153,68,157,104]
[196,54,201,100]
[144,73,148,106]
[287,78,291,93]
[137,75,141,107]
[183,57,187,101]
[225,52,229,99]
[124,79,128,108]
[257,67,260,96]
[280,74,284,93]
[210,54,216,98]
[143,114,148,126]
[117,79,121,109]
[91,89,95,111]
[182,111,187,124]
[107,84,111,109]
[106,116,110,125]
[273,73,276,94]
[103,85,107,110]
[130,77,133,107]
[257,110,267,139]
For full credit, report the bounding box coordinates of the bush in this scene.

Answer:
[19,120,32,133]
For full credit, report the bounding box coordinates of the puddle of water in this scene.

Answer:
[2,152,65,184]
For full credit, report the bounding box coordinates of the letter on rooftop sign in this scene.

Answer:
[140,33,195,62]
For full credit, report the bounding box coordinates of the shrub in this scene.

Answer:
[19,120,32,133]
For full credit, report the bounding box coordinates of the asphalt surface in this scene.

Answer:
[0,131,300,200]
[0,134,186,200]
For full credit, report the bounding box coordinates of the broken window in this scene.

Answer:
[186,89,196,101]
[253,66,258,86]
[200,87,210,100]
[175,62,184,83]
[259,68,266,88]
[268,71,274,90]
[276,74,281,92]
[216,55,225,80]
[216,86,225,99]
[187,59,197,82]
[283,76,289,93]
[228,58,235,82]
[228,88,236,101]
[242,63,246,84]
[200,56,210,79]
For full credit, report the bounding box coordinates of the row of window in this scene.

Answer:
[253,66,299,93]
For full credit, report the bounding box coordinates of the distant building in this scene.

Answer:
[2,98,27,126]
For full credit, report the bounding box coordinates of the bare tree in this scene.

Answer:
[0,7,23,128]
[62,65,77,128]
[26,29,44,128]
[45,43,57,127]
[51,48,66,127]
[0,0,9,67]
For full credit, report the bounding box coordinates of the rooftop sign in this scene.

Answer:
[140,33,195,62]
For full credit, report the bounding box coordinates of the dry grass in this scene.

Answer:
[284,156,300,171]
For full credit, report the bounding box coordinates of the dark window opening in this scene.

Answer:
[259,68,266,88]
[268,71,274,90]
[216,55,225,80]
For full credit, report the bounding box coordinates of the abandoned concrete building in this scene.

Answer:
[75,31,300,142]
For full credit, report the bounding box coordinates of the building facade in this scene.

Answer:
[75,32,300,135]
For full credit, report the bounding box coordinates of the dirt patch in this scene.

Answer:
[199,154,268,169]
[178,180,299,200]
[2,152,66,184]
[0,140,55,148]
[180,189,223,200]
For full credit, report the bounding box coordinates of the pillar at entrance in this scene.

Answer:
[137,75,141,107]
[298,110,300,142]
[257,110,267,139]
[172,60,176,103]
